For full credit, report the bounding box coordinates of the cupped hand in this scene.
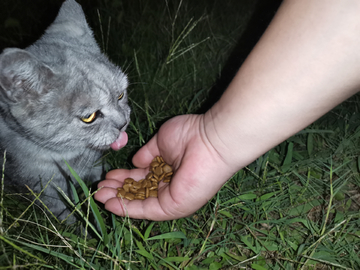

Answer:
[95,114,234,221]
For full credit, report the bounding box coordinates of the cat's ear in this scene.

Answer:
[42,0,100,53]
[0,48,54,102]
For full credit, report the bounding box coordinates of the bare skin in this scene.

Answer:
[95,0,360,221]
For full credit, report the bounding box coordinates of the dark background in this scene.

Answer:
[0,0,282,63]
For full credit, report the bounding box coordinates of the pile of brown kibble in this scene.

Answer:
[116,156,173,200]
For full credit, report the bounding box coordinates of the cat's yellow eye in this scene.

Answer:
[118,93,124,100]
[81,112,97,123]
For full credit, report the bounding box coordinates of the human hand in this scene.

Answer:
[95,114,234,221]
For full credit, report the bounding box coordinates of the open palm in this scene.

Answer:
[95,114,233,221]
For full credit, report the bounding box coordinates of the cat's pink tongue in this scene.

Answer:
[110,131,128,151]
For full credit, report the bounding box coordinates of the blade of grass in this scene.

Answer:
[0,150,5,235]
[0,235,46,264]
[64,160,109,245]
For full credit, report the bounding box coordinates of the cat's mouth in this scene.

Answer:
[109,131,128,151]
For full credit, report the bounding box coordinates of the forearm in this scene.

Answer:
[205,0,360,171]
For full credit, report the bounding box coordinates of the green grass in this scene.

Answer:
[1,0,360,269]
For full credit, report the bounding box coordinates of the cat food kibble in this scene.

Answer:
[116,156,173,200]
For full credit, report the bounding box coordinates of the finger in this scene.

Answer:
[94,184,151,218]
[105,168,149,182]
[102,185,185,221]
[96,178,196,220]
[132,134,160,168]
[97,179,124,189]
[95,174,157,205]
[94,183,119,203]
[95,168,150,203]
[103,197,154,220]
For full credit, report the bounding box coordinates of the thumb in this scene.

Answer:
[132,133,160,168]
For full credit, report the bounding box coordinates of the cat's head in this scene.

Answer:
[0,0,130,152]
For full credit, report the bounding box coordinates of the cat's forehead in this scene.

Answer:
[56,48,127,91]
[55,84,115,116]
[61,63,126,106]
[65,73,124,104]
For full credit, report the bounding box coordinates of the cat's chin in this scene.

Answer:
[109,131,128,151]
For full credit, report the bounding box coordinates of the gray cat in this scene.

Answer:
[0,0,130,221]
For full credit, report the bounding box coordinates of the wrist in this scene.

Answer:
[202,78,289,172]
[202,103,257,173]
